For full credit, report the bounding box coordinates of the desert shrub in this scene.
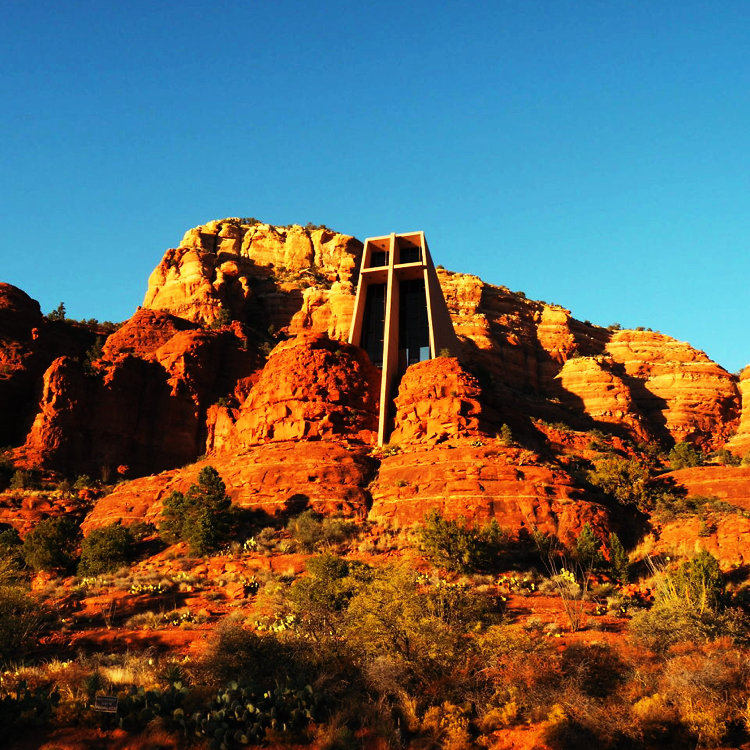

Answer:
[586,455,670,511]
[498,423,514,446]
[658,640,750,748]
[73,474,95,491]
[159,466,232,554]
[573,523,605,570]
[287,511,359,553]
[653,493,737,524]
[419,509,506,572]
[629,552,745,652]
[22,517,80,572]
[288,554,371,640]
[9,469,37,491]
[0,586,46,665]
[711,448,742,466]
[287,509,325,552]
[606,532,630,584]
[0,525,25,584]
[78,523,135,576]
[669,441,705,470]
[344,565,483,696]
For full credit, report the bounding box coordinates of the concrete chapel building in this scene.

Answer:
[348,232,458,444]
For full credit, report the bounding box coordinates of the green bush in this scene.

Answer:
[419,509,506,572]
[287,510,358,552]
[22,517,80,572]
[159,466,232,554]
[0,525,25,584]
[668,441,705,470]
[711,448,742,466]
[573,523,605,570]
[607,532,629,584]
[78,523,135,576]
[586,455,672,511]
[629,551,744,652]
[0,587,46,665]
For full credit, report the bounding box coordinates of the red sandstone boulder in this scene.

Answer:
[21,318,261,477]
[390,357,489,444]
[207,332,380,451]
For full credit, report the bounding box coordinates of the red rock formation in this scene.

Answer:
[81,442,376,533]
[101,308,199,361]
[657,514,750,570]
[368,439,612,543]
[726,366,750,457]
[555,355,653,441]
[206,332,380,451]
[389,357,488,444]
[0,283,97,447]
[604,331,739,449]
[663,466,750,511]
[437,269,740,447]
[21,318,262,477]
[142,219,362,331]
[651,467,750,569]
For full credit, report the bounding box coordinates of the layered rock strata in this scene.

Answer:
[368,440,611,543]
[81,442,376,533]
[142,220,362,335]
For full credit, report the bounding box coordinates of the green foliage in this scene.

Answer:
[653,493,739,524]
[419,510,506,572]
[0,587,46,666]
[82,336,105,375]
[78,523,135,576]
[9,469,36,490]
[288,554,371,639]
[73,474,94,491]
[671,550,725,613]
[573,523,605,570]
[498,423,514,446]
[208,307,233,329]
[607,532,629,584]
[46,302,66,321]
[586,455,669,511]
[711,447,742,466]
[159,466,232,554]
[286,510,358,553]
[0,525,25,584]
[22,516,80,572]
[668,441,705,470]
[630,551,742,652]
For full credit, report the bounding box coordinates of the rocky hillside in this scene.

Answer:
[2,217,749,554]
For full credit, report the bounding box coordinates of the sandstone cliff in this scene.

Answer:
[726,366,750,457]
[4,217,746,491]
[21,310,262,476]
[142,219,361,337]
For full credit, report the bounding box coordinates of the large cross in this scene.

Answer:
[349,231,457,445]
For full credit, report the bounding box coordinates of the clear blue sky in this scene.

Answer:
[2,0,749,372]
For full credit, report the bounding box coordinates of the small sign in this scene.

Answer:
[93,695,118,713]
